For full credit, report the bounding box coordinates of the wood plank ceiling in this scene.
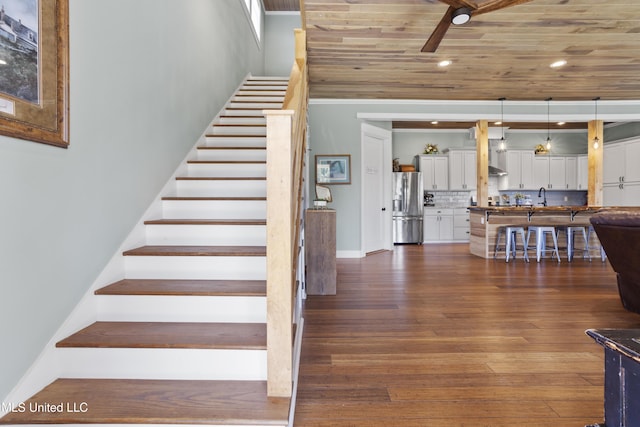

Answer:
[265,0,640,103]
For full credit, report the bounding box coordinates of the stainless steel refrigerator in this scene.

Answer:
[392,172,424,244]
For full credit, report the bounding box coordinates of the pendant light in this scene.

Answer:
[499,97,506,151]
[593,96,601,149]
[545,97,552,151]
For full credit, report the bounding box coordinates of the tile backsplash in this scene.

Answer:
[426,191,474,207]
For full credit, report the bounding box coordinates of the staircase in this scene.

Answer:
[0,77,299,427]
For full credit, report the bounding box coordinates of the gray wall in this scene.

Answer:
[264,13,301,76]
[0,0,264,400]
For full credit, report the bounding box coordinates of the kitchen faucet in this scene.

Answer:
[538,187,547,206]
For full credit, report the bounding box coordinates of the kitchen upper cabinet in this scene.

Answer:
[533,156,550,189]
[418,155,448,191]
[448,150,476,190]
[504,150,535,190]
[577,155,588,190]
[533,156,577,190]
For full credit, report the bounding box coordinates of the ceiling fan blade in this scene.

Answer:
[421,6,455,53]
[473,0,533,16]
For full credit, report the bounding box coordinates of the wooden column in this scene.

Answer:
[588,119,604,206]
[475,120,489,207]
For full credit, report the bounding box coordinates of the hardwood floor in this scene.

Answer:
[294,243,640,427]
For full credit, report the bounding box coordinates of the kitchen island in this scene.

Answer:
[469,205,603,258]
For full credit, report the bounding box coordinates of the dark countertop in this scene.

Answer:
[469,205,603,213]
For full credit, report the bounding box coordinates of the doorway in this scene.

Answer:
[361,122,392,255]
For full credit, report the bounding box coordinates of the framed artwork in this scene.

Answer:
[315,154,351,185]
[0,0,69,148]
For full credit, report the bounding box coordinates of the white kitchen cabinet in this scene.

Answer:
[448,150,476,191]
[564,156,578,190]
[533,156,550,189]
[504,150,535,190]
[423,208,454,242]
[577,155,588,190]
[603,138,640,206]
[418,155,448,191]
[533,156,577,190]
[604,143,625,185]
[453,208,471,241]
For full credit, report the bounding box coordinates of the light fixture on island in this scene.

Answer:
[545,97,552,151]
[593,96,601,149]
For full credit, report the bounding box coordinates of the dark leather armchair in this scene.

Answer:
[591,209,640,314]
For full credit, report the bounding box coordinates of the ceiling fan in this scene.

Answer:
[421,0,533,53]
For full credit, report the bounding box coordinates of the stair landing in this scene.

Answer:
[0,379,289,425]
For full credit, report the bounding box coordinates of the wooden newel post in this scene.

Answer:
[263,109,295,397]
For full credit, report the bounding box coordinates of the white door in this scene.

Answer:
[361,123,392,255]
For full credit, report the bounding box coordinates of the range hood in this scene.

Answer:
[489,165,508,176]
[487,139,508,176]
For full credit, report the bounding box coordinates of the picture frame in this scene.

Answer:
[315,154,351,185]
[0,0,69,148]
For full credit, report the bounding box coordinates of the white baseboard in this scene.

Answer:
[336,250,362,258]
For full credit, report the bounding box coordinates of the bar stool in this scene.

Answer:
[526,226,561,262]
[494,226,529,262]
[557,225,591,262]
[586,225,607,262]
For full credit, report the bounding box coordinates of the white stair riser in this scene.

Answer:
[56,348,266,380]
[146,224,266,245]
[223,109,267,117]
[124,256,266,280]
[196,148,266,162]
[233,96,284,103]
[162,200,266,220]
[203,136,266,147]
[97,295,266,323]
[237,90,286,96]
[187,163,266,177]
[176,180,266,197]
[209,126,266,135]
[228,102,282,109]
[218,116,266,125]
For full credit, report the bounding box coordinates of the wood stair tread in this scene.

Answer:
[123,245,266,257]
[56,322,266,349]
[197,145,266,150]
[205,134,266,138]
[161,196,266,201]
[95,279,266,296]
[175,176,266,181]
[144,218,266,225]
[0,378,289,425]
[187,160,266,164]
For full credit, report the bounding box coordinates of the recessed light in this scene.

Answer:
[431,121,439,125]
[495,121,503,125]
[0,59,6,65]
[438,60,452,67]
[557,122,566,126]
[550,60,567,68]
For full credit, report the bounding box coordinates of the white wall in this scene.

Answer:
[0,0,264,400]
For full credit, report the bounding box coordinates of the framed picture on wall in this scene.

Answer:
[315,154,351,184]
[0,0,69,148]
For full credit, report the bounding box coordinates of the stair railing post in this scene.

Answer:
[264,109,295,398]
